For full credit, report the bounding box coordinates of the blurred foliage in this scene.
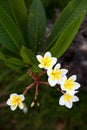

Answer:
[25,0,70,18]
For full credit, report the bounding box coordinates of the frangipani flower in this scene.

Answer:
[7,93,25,111]
[47,63,68,86]
[59,92,79,108]
[60,75,80,94]
[36,52,57,70]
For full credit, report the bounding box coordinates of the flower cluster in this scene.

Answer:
[6,51,81,111]
[36,52,80,108]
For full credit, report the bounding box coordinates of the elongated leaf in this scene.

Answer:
[5,58,28,70]
[0,6,25,53]
[1,47,20,58]
[18,73,29,81]
[0,52,5,60]
[20,46,41,73]
[20,46,38,64]
[28,0,46,52]
[0,24,19,54]
[46,0,87,50]
[0,0,12,17]
[50,15,85,57]
[9,0,28,42]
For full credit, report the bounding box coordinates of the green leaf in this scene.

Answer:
[0,25,19,54]
[0,0,12,17]
[1,47,20,58]
[31,64,42,73]
[20,46,41,73]
[28,0,46,53]
[0,52,5,60]
[5,58,28,70]
[18,73,29,81]
[0,5,25,53]
[50,15,85,57]
[20,46,38,64]
[9,0,28,42]
[45,0,87,50]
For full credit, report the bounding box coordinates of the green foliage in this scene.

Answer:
[0,0,87,72]
[28,0,46,53]
[5,58,28,70]
[0,0,12,17]
[18,73,29,81]
[50,15,85,57]
[0,5,25,54]
[45,0,87,51]
[20,46,41,73]
[8,0,28,42]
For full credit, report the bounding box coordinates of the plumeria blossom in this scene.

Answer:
[47,63,68,86]
[36,51,57,70]
[7,93,25,111]
[60,75,80,94]
[59,92,79,109]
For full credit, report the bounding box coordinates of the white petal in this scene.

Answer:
[11,104,17,111]
[60,76,67,86]
[10,93,18,99]
[19,95,25,101]
[65,102,73,109]
[44,52,51,57]
[59,95,65,106]
[57,77,65,85]
[72,96,79,102]
[7,99,11,106]
[18,102,24,110]
[51,57,57,65]
[61,69,68,76]
[38,64,43,68]
[48,78,57,87]
[36,55,42,62]
[65,90,76,95]
[74,82,81,89]
[54,63,61,70]
[47,69,52,76]
[69,75,77,81]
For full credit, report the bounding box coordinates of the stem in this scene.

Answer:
[23,82,35,95]
[39,81,49,85]
[34,82,39,100]
[55,86,65,94]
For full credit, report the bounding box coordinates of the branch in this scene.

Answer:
[23,82,35,95]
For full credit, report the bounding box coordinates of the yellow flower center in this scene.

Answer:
[50,68,62,80]
[64,93,73,102]
[64,78,75,91]
[11,96,22,105]
[40,56,52,68]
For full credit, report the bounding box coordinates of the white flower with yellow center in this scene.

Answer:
[60,75,80,94]
[7,93,25,111]
[47,63,68,86]
[36,52,57,70]
[59,92,79,108]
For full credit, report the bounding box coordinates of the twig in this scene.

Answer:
[34,82,39,100]
[55,85,65,94]
[39,81,49,85]
[23,82,35,95]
